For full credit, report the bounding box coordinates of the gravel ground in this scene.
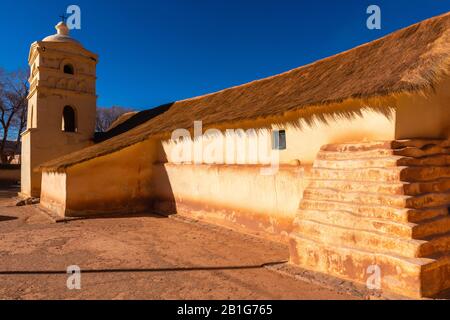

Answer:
[0,186,358,300]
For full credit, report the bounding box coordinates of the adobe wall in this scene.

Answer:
[21,127,94,198]
[40,138,158,217]
[152,163,309,243]
[40,171,67,216]
[161,108,396,166]
[396,76,450,140]
[39,107,398,242]
[64,138,158,217]
[151,108,396,242]
[278,109,396,165]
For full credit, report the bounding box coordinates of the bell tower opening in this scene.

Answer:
[63,64,74,75]
[62,106,77,132]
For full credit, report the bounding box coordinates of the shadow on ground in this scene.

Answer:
[0,261,287,275]
[0,215,17,222]
[0,183,19,199]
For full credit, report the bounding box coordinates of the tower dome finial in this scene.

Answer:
[56,22,69,36]
[42,21,81,46]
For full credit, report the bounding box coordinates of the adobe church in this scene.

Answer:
[22,13,450,299]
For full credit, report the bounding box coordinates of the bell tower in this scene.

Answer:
[21,22,98,198]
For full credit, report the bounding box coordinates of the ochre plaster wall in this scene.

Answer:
[395,76,450,139]
[20,132,32,196]
[39,106,399,241]
[40,171,67,216]
[22,127,94,197]
[63,139,158,216]
[152,163,310,242]
[278,109,396,165]
[161,108,396,166]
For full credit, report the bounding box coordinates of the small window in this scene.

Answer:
[63,64,74,75]
[62,106,77,132]
[272,130,286,150]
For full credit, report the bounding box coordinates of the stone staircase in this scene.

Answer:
[289,140,450,299]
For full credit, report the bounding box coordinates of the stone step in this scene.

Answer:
[296,209,415,238]
[317,149,397,161]
[314,157,401,169]
[303,188,450,209]
[314,155,450,170]
[303,188,407,207]
[404,179,450,196]
[297,208,450,240]
[320,141,393,152]
[293,219,450,258]
[399,166,450,182]
[299,199,448,223]
[413,216,450,240]
[407,192,450,210]
[311,166,450,183]
[289,233,449,298]
[394,146,450,159]
[317,146,449,161]
[307,178,450,196]
[321,140,446,152]
[295,218,450,259]
[289,140,450,298]
[398,155,450,167]
[311,167,404,182]
[293,218,425,258]
[307,179,406,196]
[390,139,446,149]
[420,233,450,258]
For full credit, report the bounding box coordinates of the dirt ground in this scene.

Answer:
[0,186,359,300]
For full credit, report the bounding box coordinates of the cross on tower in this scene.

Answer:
[59,13,69,23]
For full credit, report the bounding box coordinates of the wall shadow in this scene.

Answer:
[0,183,20,199]
[0,215,18,222]
[62,212,168,222]
[149,141,177,217]
[0,260,287,275]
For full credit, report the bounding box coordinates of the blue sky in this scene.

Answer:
[0,0,448,110]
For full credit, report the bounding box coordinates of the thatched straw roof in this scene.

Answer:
[40,12,450,171]
[107,112,138,131]
[94,103,172,143]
